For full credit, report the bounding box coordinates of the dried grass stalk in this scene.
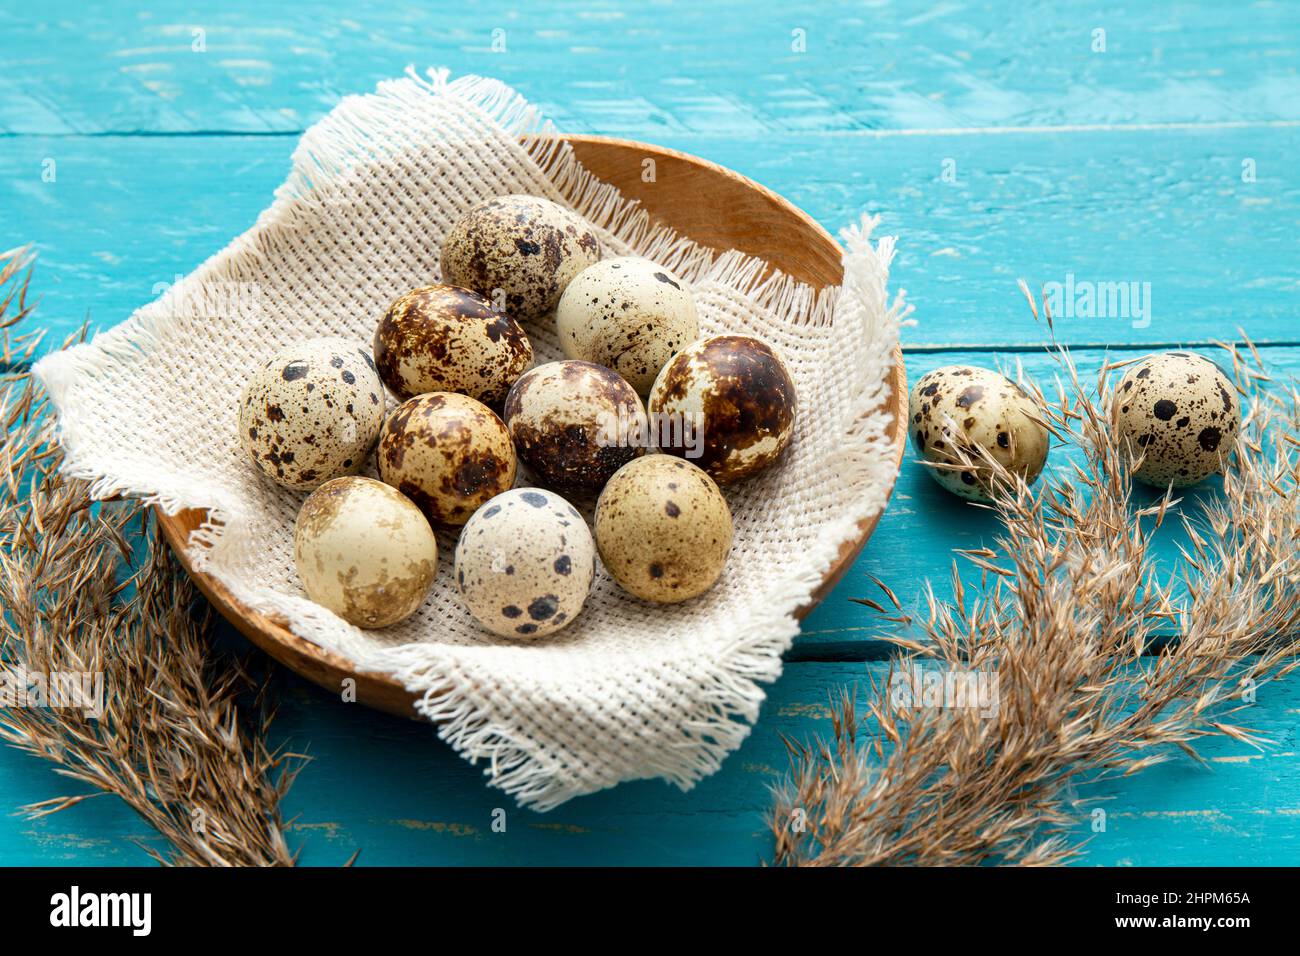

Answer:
[0,247,303,866]
[771,292,1300,866]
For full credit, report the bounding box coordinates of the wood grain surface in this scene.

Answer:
[3,0,1299,867]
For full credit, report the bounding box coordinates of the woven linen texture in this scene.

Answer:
[35,69,907,810]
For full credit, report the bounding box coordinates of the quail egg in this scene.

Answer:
[238,338,386,491]
[455,488,595,639]
[648,334,797,485]
[440,195,600,323]
[594,455,733,603]
[909,365,1049,503]
[503,360,648,496]
[293,476,437,628]
[377,392,516,526]
[373,284,532,406]
[1112,351,1240,487]
[556,257,699,394]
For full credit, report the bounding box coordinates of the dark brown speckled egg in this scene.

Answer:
[373,284,532,406]
[377,392,516,527]
[647,335,797,485]
[908,365,1049,502]
[440,195,600,323]
[504,360,647,496]
[1112,352,1240,487]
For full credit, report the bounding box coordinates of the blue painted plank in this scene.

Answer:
[686,128,1300,349]
[5,0,1300,869]
[802,344,1291,655]
[2,128,1296,352]
[4,342,1299,865]
[3,1,1299,135]
[6,136,1300,862]
[6,648,1298,866]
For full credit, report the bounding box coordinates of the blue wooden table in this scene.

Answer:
[3,1,1299,865]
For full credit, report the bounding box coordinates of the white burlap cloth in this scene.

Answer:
[34,69,907,810]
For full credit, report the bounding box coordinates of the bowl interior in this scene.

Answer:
[156,135,906,719]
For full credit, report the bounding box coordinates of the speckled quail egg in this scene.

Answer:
[293,476,437,628]
[238,338,386,491]
[909,365,1049,503]
[373,284,532,406]
[503,360,648,496]
[556,257,699,394]
[377,392,516,526]
[440,195,600,323]
[594,455,733,603]
[648,334,797,485]
[1112,351,1240,487]
[455,488,595,639]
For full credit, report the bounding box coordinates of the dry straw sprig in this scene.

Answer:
[770,289,1300,866]
[0,247,304,866]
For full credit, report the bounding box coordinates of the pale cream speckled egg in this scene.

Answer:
[455,488,595,639]
[377,392,516,527]
[594,455,732,604]
[556,257,699,394]
[1112,351,1240,487]
[648,335,796,485]
[440,195,600,323]
[238,338,386,491]
[373,284,532,406]
[293,476,437,629]
[503,360,648,496]
[909,365,1049,503]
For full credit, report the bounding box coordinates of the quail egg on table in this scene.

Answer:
[555,257,699,394]
[372,284,532,406]
[293,476,437,628]
[1112,351,1240,487]
[503,360,648,496]
[594,455,733,604]
[909,365,1049,503]
[377,392,516,526]
[440,195,600,323]
[648,334,797,485]
[238,338,386,491]
[454,488,596,638]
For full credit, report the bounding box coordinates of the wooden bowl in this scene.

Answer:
[156,136,908,719]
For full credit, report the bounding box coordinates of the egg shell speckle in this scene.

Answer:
[238,338,385,491]
[377,392,516,527]
[373,284,532,406]
[594,455,733,603]
[440,195,600,323]
[648,335,796,485]
[556,257,699,394]
[1112,351,1240,487]
[908,365,1049,503]
[293,476,438,629]
[504,360,647,496]
[455,488,595,639]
